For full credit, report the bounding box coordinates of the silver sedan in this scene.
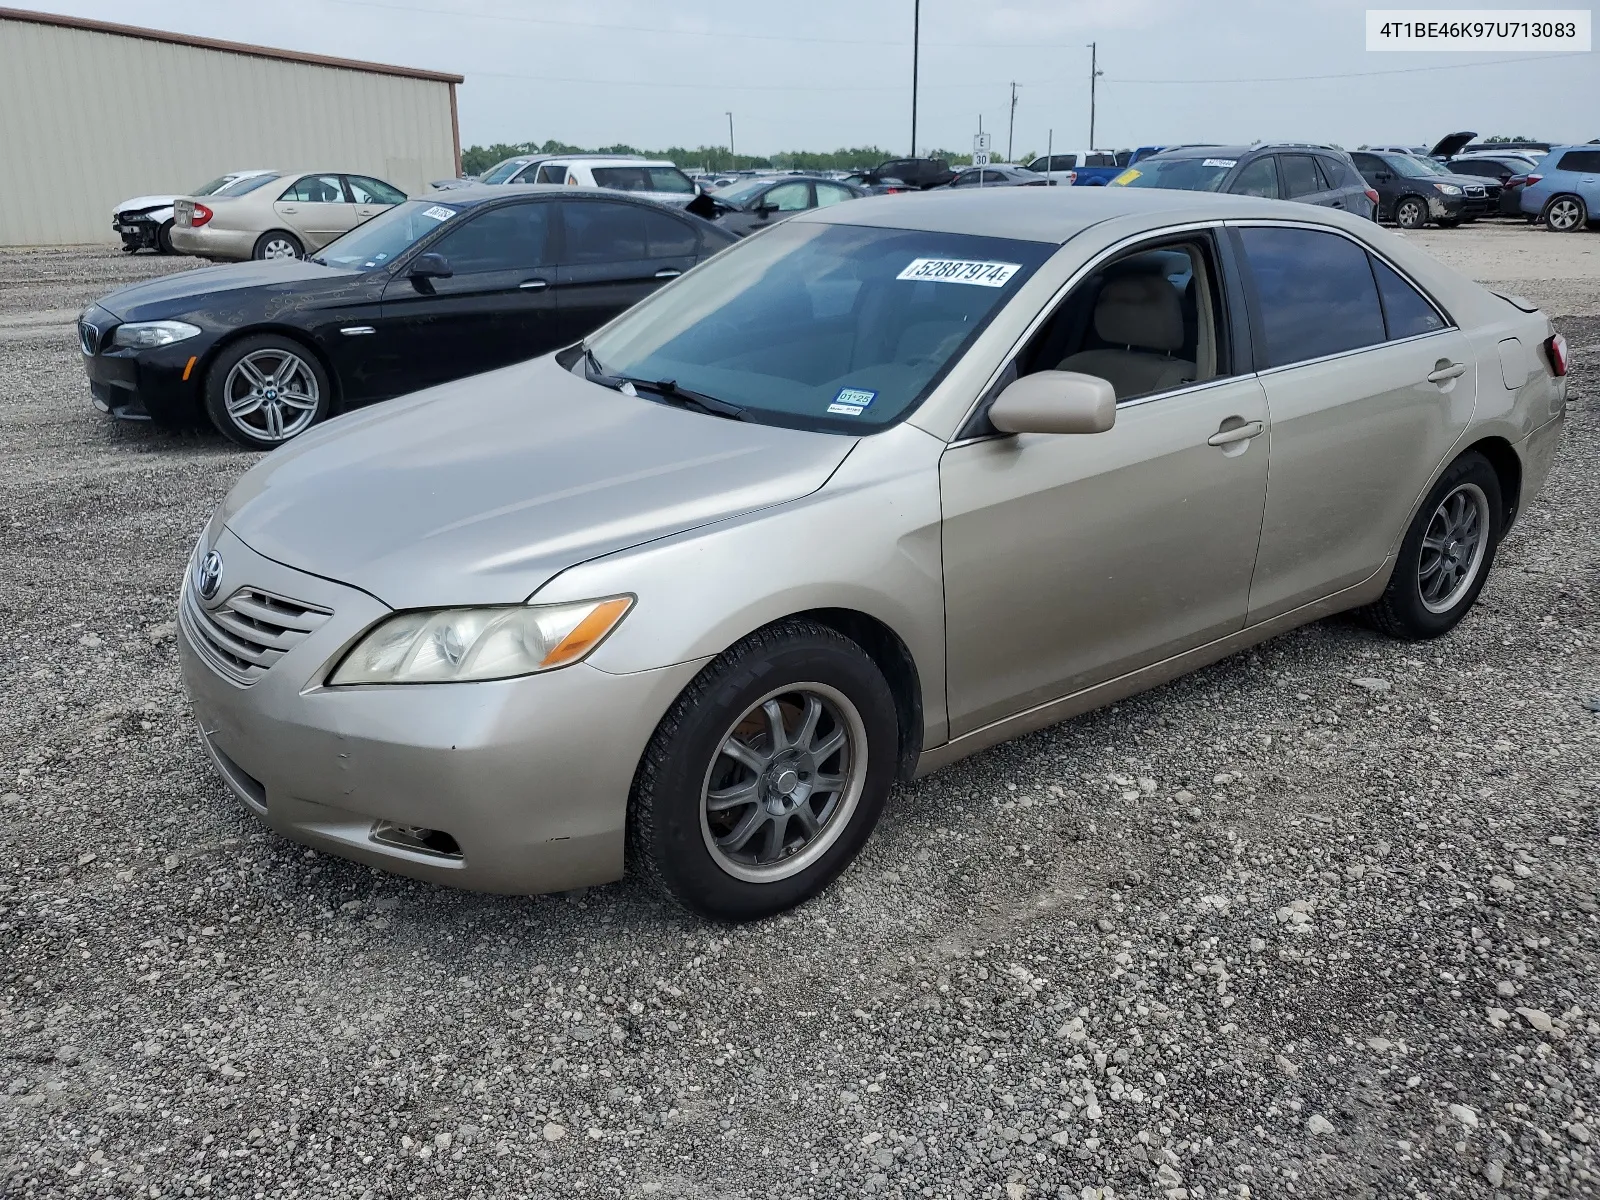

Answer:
[179,187,1568,919]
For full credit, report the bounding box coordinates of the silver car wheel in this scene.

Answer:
[1395,197,1426,229]
[1545,197,1583,231]
[1418,482,1489,614]
[223,349,320,443]
[261,236,300,259]
[699,682,866,884]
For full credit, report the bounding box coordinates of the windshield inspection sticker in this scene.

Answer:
[421,205,456,221]
[1202,158,1238,169]
[897,258,1020,288]
[1112,168,1141,185]
[827,387,877,416]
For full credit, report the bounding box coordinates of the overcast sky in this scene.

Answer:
[26,0,1598,158]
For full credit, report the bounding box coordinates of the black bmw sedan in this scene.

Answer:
[78,185,737,449]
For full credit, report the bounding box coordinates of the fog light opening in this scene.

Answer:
[370,821,463,859]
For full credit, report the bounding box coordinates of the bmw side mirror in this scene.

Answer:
[989,371,1117,436]
[410,252,452,280]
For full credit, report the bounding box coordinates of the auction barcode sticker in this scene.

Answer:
[897,258,1021,287]
[1366,9,1590,50]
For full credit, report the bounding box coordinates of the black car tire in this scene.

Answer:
[628,619,899,921]
[1360,452,1503,641]
[252,230,304,261]
[1394,196,1429,229]
[1541,194,1588,233]
[203,334,332,451]
[1437,218,1462,229]
[156,220,176,255]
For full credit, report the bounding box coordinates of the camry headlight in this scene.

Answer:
[112,320,202,348]
[1432,183,1462,196]
[329,597,633,685]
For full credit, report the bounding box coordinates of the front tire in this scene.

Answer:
[628,620,899,920]
[203,335,330,450]
[1541,195,1588,232]
[156,220,176,255]
[1361,452,1503,640]
[1394,196,1428,229]
[252,230,304,260]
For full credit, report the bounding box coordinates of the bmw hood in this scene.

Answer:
[95,260,361,320]
[219,355,859,609]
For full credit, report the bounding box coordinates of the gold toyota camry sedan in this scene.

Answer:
[168,170,406,261]
[178,187,1568,919]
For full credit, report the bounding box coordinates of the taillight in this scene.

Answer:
[1507,175,1526,186]
[192,203,213,227]
[1546,332,1568,377]
[1525,174,1542,186]
[1364,188,1379,205]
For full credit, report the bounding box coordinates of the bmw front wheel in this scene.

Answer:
[629,619,899,920]
[204,335,331,450]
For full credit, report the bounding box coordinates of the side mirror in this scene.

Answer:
[988,371,1116,436]
[410,252,452,280]
[755,202,777,217]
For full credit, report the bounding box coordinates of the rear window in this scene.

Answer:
[1556,150,1600,172]
[214,173,281,197]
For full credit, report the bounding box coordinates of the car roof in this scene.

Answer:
[414,183,701,210]
[795,185,1334,244]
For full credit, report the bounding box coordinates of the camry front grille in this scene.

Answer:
[181,583,331,685]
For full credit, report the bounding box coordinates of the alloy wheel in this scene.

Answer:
[1396,198,1425,229]
[1418,482,1490,614]
[1545,197,1583,231]
[699,682,866,883]
[222,349,320,443]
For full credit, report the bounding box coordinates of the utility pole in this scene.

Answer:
[726,111,735,170]
[910,0,920,156]
[1007,82,1018,163]
[1087,42,1104,149]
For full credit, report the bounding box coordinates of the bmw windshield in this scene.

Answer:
[315,200,459,269]
[584,222,1052,433]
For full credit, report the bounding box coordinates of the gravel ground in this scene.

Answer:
[1,226,1597,1200]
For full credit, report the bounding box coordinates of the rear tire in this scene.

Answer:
[1360,452,1502,640]
[252,230,304,260]
[1394,196,1428,229]
[1541,194,1588,232]
[156,220,176,255]
[1436,217,1462,229]
[628,619,899,921]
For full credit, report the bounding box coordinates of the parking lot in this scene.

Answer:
[1,221,1597,1199]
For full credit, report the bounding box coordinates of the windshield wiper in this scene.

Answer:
[579,344,744,420]
[309,254,328,265]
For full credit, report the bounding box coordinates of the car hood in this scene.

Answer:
[220,355,859,609]
[1429,131,1476,159]
[95,260,361,320]
[114,194,180,214]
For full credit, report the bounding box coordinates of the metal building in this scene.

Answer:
[0,7,463,246]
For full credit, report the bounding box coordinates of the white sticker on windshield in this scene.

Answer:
[421,205,456,221]
[1202,158,1237,169]
[897,258,1020,287]
[827,387,877,416]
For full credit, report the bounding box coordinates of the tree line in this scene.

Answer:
[459,140,984,177]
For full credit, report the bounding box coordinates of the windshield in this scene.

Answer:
[1382,155,1439,178]
[315,200,459,269]
[592,166,696,194]
[1110,156,1232,191]
[585,222,1052,433]
[480,158,529,185]
[213,173,281,197]
[712,179,771,207]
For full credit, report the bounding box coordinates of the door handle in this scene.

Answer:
[654,268,682,279]
[281,206,298,214]
[519,279,548,291]
[1207,419,1264,447]
[1427,361,1467,384]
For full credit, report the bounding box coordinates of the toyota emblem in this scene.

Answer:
[195,550,224,601]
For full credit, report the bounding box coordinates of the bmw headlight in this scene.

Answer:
[1432,183,1462,196]
[329,597,634,685]
[112,320,202,348]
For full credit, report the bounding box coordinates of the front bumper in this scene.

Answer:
[177,528,705,894]
[78,306,210,424]
[114,215,161,251]
[168,224,257,261]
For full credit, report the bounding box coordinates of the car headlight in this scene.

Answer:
[112,320,202,348]
[328,597,634,685]
[1432,183,1462,196]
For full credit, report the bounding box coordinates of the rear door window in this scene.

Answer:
[1281,156,1325,198]
[1238,226,1386,367]
[561,200,647,263]
[535,163,568,184]
[281,175,347,203]
[641,209,697,257]
[1370,257,1447,340]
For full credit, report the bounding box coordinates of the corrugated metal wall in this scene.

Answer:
[0,17,458,246]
